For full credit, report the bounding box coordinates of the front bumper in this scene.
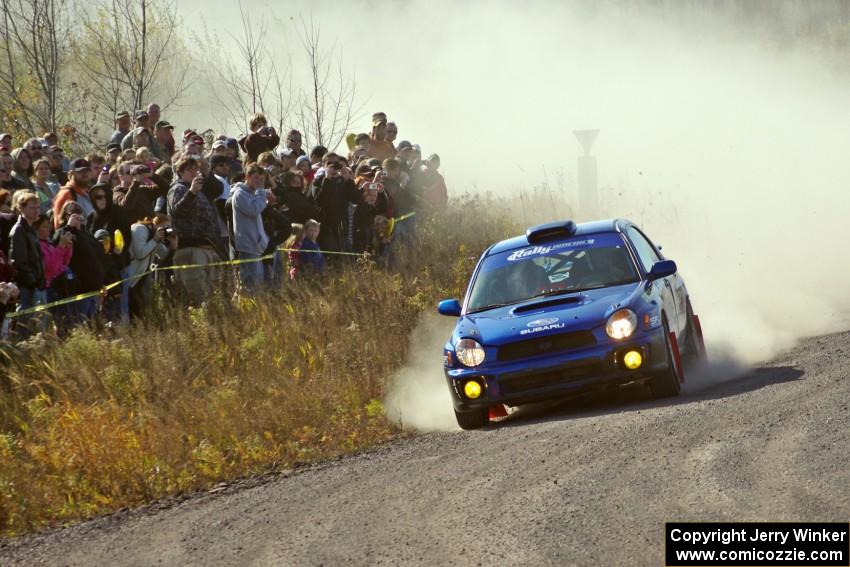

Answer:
[445,327,668,411]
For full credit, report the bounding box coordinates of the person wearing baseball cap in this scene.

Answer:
[396,141,414,174]
[110,111,131,145]
[121,121,163,158]
[278,147,296,171]
[154,120,175,161]
[106,143,122,165]
[224,138,243,175]
[133,110,149,128]
[52,158,95,228]
[368,116,395,162]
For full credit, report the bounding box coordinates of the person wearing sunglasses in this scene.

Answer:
[88,182,132,322]
[386,122,398,150]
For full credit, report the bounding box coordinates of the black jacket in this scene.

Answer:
[56,225,105,293]
[0,177,28,192]
[262,206,292,256]
[9,217,45,289]
[311,176,358,228]
[0,212,17,256]
[352,202,376,253]
[277,186,321,225]
[87,186,132,268]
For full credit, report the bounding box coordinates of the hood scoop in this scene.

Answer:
[512,295,583,314]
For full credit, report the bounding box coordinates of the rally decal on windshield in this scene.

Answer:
[507,239,596,262]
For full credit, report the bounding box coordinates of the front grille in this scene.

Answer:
[497,331,597,362]
[499,360,602,396]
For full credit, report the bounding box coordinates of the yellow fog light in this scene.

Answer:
[623,350,643,370]
[463,380,483,399]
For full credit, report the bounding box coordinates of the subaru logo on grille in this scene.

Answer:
[527,317,559,327]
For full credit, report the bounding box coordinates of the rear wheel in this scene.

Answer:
[648,318,682,398]
[454,407,489,430]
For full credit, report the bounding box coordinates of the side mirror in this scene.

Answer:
[647,259,677,281]
[438,298,462,317]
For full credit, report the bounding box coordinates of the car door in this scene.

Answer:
[625,226,683,334]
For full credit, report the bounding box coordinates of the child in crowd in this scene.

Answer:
[34,214,73,330]
[135,146,158,172]
[369,215,392,266]
[286,219,324,280]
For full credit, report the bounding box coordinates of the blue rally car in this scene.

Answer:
[437,219,706,429]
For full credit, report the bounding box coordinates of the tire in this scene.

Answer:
[648,318,682,398]
[454,407,489,430]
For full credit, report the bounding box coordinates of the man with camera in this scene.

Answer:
[128,215,176,318]
[310,154,358,253]
[239,113,280,164]
[113,163,167,224]
[167,156,226,303]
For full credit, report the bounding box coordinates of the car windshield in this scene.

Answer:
[466,233,639,313]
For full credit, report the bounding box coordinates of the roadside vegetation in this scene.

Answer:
[0,194,532,536]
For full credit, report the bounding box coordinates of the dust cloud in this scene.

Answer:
[384,315,457,432]
[174,2,850,427]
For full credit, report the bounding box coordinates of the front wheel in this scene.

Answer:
[454,407,489,430]
[648,319,682,398]
[683,299,707,364]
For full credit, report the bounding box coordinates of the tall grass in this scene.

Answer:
[0,194,528,536]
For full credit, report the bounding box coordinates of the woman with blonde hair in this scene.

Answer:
[128,215,175,318]
[285,219,323,280]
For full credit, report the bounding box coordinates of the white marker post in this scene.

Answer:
[573,129,599,220]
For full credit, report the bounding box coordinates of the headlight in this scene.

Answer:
[606,309,637,339]
[455,338,485,367]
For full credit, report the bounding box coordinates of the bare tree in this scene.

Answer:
[294,14,360,151]
[73,0,190,119]
[199,1,292,135]
[0,0,72,135]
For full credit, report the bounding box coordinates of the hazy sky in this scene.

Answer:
[172,1,850,360]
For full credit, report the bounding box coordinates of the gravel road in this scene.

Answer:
[2,330,849,567]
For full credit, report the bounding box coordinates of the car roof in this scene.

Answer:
[487,219,629,255]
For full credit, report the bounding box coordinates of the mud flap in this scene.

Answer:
[488,404,508,420]
[692,314,707,358]
[669,331,685,383]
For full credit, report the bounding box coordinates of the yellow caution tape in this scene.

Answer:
[5,210,417,320]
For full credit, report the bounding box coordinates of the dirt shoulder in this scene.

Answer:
[2,331,848,566]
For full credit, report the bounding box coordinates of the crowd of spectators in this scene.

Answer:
[0,107,448,338]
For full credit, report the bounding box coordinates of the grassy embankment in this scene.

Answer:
[0,194,527,536]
